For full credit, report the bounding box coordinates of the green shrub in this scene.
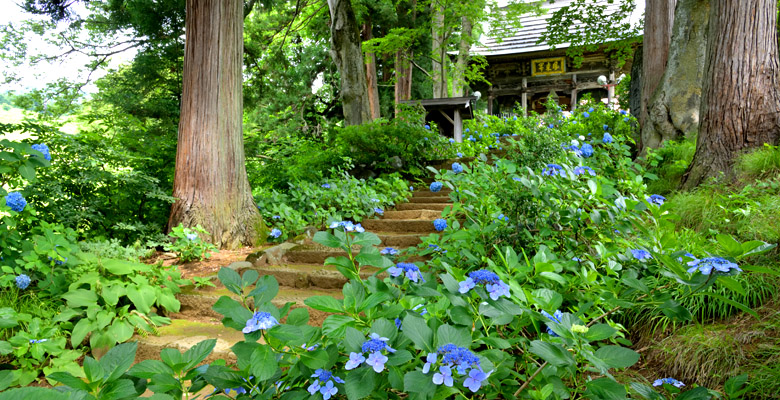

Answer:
[164,224,218,263]
[736,143,780,180]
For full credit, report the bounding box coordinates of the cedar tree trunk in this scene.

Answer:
[452,16,473,97]
[328,0,371,125]
[431,2,448,98]
[168,0,262,249]
[362,22,381,120]
[640,0,709,154]
[640,0,676,130]
[394,49,414,115]
[681,0,780,188]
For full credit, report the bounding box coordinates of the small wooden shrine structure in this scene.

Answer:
[400,96,478,143]
[471,0,644,115]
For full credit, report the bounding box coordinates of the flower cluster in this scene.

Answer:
[308,369,344,400]
[15,274,31,290]
[328,221,365,233]
[321,183,331,189]
[430,182,443,192]
[458,269,510,300]
[579,143,594,158]
[452,162,464,174]
[31,143,52,161]
[653,377,685,388]
[573,166,595,176]
[496,213,509,223]
[269,228,282,238]
[422,344,489,392]
[631,249,652,261]
[346,333,396,373]
[380,247,398,256]
[373,207,384,216]
[388,262,424,283]
[687,257,741,275]
[603,132,613,143]
[29,339,48,344]
[646,194,666,206]
[185,233,199,241]
[428,244,447,254]
[541,310,563,336]
[433,219,447,232]
[242,311,278,333]
[541,164,564,177]
[5,192,27,212]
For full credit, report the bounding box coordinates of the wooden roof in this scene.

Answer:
[471,0,645,57]
[400,96,478,120]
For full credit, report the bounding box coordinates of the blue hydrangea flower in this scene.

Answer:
[347,333,395,373]
[449,138,455,144]
[588,107,594,113]
[574,166,596,176]
[388,262,424,283]
[603,132,613,143]
[687,257,741,275]
[374,207,384,216]
[458,270,510,300]
[345,352,366,370]
[186,233,198,241]
[31,144,52,161]
[272,215,281,219]
[580,143,594,157]
[653,378,685,388]
[409,186,414,191]
[308,370,344,397]
[224,387,247,395]
[242,311,278,333]
[301,343,319,351]
[328,221,365,233]
[430,182,443,192]
[366,352,389,373]
[464,368,489,392]
[15,274,30,290]
[497,214,509,222]
[542,164,564,177]
[433,365,454,386]
[603,124,609,131]
[424,124,431,130]
[380,247,398,256]
[677,252,696,263]
[548,123,555,129]
[452,162,463,174]
[5,192,27,212]
[541,310,563,336]
[422,352,437,373]
[624,117,630,122]
[631,249,652,261]
[269,228,282,238]
[29,339,48,344]
[647,194,666,206]
[433,219,447,231]
[428,244,447,254]
[620,110,628,115]
[456,152,463,157]
[583,112,590,118]
[465,128,470,133]
[321,183,330,189]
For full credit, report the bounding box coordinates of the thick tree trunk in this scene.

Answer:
[362,23,381,120]
[681,0,780,188]
[640,0,709,154]
[394,49,414,115]
[640,0,676,131]
[169,0,262,249]
[452,16,473,97]
[328,0,371,125]
[431,3,448,98]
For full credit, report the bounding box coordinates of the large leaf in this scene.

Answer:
[402,315,433,352]
[304,296,344,313]
[212,296,253,331]
[217,267,243,295]
[128,360,175,380]
[594,346,640,369]
[63,289,98,309]
[528,340,575,367]
[313,231,342,249]
[249,275,279,305]
[126,285,155,314]
[585,377,627,400]
[249,345,278,381]
[184,339,216,371]
[345,367,376,400]
[103,259,145,275]
[403,371,437,400]
[322,315,355,336]
[435,324,471,348]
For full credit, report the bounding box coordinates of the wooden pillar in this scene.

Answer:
[571,74,578,110]
[521,77,528,115]
[453,109,463,143]
[487,88,494,115]
[607,71,615,105]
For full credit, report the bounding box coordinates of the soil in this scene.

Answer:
[145,245,272,280]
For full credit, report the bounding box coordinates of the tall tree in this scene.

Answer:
[363,21,381,119]
[640,0,709,153]
[639,0,676,129]
[431,1,448,98]
[681,0,780,188]
[328,0,371,125]
[168,0,262,248]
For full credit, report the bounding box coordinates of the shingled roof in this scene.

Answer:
[472,0,645,57]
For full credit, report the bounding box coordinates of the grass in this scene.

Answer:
[645,138,696,194]
[0,288,60,340]
[736,144,780,180]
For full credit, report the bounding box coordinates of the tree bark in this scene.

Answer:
[629,45,643,144]
[640,0,709,154]
[169,0,262,249]
[640,0,676,131]
[362,22,381,120]
[452,16,473,97]
[394,49,414,115]
[328,0,371,125]
[431,2,448,98]
[681,0,780,188]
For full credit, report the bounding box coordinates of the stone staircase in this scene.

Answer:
[133,173,456,362]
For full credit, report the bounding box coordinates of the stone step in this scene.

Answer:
[284,246,426,266]
[381,210,442,220]
[376,232,426,247]
[361,219,439,233]
[395,203,449,211]
[412,191,451,199]
[252,263,381,290]
[408,196,452,204]
[135,319,242,364]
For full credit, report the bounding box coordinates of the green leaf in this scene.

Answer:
[107,320,135,344]
[217,267,243,295]
[99,342,137,383]
[18,164,35,181]
[100,378,139,399]
[313,231,342,248]
[718,276,745,295]
[583,324,617,342]
[212,296,253,331]
[0,387,71,399]
[241,269,259,287]
[402,315,433,352]
[403,371,437,400]
[0,341,11,355]
[531,289,563,311]
[345,367,376,400]
[703,292,760,319]
[435,324,470,348]
[304,296,344,313]
[676,387,713,400]
[345,327,365,353]
[126,285,155,314]
[63,289,99,308]
[250,345,278,381]
[585,377,627,400]
[248,275,279,305]
[528,340,575,366]
[103,259,145,275]
[286,307,309,326]
[716,234,743,257]
[300,348,329,369]
[184,339,216,371]
[594,346,640,369]
[322,314,355,336]
[71,318,94,347]
[629,382,664,400]
[0,370,13,392]
[48,371,91,391]
[127,360,175,380]
[83,356,106,383]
